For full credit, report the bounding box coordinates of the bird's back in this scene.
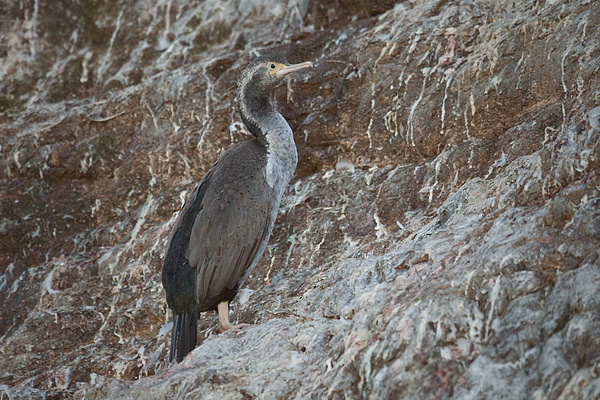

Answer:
[162,139,274,313]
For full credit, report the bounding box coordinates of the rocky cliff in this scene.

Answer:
[1,0,599,399]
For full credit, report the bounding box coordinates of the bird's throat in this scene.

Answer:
[237,76,298,189]
[239,87,296,156]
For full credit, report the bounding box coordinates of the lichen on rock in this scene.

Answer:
[1,0,599,399]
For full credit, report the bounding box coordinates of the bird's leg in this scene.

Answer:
[217,301,253,333]
[217,301,232,331]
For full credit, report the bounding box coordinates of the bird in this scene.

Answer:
[162,54,313,363]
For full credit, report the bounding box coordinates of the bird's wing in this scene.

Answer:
[186,172,272,303]
[165,169,214,251]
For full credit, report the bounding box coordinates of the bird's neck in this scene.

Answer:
[237,87,298,188]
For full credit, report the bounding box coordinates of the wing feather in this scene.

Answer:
[186,162,273,304]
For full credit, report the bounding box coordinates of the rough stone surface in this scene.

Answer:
[1,0,599,399]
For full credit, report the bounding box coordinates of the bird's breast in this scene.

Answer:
[262,114,298,191]
[265,147,297,193]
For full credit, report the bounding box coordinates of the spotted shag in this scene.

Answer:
[162,54,313,363]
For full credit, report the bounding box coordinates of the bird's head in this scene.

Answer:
[238,53,313,95]
[236,53,313,139]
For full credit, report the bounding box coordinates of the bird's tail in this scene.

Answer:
[169,311,198,363]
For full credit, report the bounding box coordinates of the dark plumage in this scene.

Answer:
[162,54,313,363]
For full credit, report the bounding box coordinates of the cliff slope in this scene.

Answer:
[0,0,599,398]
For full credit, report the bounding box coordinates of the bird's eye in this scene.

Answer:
[270,63,276,69]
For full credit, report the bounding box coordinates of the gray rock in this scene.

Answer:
[1,0,599,399]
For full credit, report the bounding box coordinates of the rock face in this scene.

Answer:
[1,0,599,398]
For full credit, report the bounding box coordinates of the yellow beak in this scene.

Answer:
[275,61,314,78]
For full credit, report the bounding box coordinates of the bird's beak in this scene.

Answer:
[276,61,314,78]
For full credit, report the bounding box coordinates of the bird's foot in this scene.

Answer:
[216,302,254,334]
[218,323,254,334]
